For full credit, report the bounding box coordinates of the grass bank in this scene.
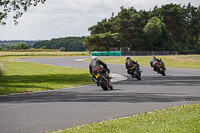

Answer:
[0,60,93,95]
[0,52,91,95]
[96,55,200,69]
[50,103,200,133]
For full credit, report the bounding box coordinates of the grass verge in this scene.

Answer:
[91,55,200,69]
[49,103,200,133]
[0,61,5,76]
[0,60,93,95]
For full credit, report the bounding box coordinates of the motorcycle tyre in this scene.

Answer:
[99,78,108,90]
[160,67,166,76]
[134,70,141,80]
[162,70,166,76]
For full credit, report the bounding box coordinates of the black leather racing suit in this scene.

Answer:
[150,58,162,71]
[89,59,109,75]
[125,60,139,74]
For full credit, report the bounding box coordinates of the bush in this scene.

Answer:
[16,43,28,50]
[59,47,65,51]
[0,61,5,76]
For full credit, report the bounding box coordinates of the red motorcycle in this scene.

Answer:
[92,68,113,90]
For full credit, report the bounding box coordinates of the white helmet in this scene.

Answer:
[91,56,97,62]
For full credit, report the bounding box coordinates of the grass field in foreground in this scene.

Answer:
[49,103,200,133]
[0,60,93,95]
[96,55,200,69]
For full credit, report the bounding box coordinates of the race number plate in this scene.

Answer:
[131,66,135,69]
[95,73,100,78]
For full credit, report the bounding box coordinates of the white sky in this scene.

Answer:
[0,0,199,41]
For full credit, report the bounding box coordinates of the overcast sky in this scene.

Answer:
[0,0,199,41]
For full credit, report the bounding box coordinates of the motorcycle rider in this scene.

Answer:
[89,56,110,86]
[125,57,141,76]
[150,56,162,71]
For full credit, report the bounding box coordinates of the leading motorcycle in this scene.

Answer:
[92,68,113,90]
[152,59,166,76]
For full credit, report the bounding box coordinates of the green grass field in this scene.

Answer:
[0,52,91,95]
[51,103,200,133]
[97,55,200,69]
[0,60,93,95]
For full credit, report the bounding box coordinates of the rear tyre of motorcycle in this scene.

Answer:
[134,71,141,80]
[100,78,108,90]
[162,70,166,76]
[160,68,166,76]
[136,75,141,80]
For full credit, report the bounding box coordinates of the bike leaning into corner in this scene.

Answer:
[125,57,142,80]
[150,56,166,76]
[89,56,113,90]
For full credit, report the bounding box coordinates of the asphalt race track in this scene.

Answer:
[0,57,200,133]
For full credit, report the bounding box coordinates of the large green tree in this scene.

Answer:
[0,0,46,25]
[84,32,119,51]
[183,3,200,47]
[143,17,168,50]
[88,18,112,35]
[151,3,186,50]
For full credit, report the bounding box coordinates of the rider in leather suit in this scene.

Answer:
[150,56,161,71]
[89,56,110,86]
[125,56,141,75]
[89,56,109,75]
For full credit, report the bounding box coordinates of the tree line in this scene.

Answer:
[33,37,86,51]
[1,2,199,52]
[0,37,86,51]
[0,43,32,51]
[0,40,39,47]
[84,3,200,52]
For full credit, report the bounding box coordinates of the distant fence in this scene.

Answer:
[122,51,200,56]
[175,51,200,55]
[90,51,122,56]
[90,51,200,56]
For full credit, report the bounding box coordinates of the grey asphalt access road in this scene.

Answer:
[0,57,200,133]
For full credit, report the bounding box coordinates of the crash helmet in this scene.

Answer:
[126,56,131,60]
[91,56,97,62]
[152,56,156,59]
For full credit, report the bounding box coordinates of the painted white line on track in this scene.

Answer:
[110,73,127,82]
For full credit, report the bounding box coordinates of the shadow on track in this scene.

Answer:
[1,89,199,104]
[117,75,200,86]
